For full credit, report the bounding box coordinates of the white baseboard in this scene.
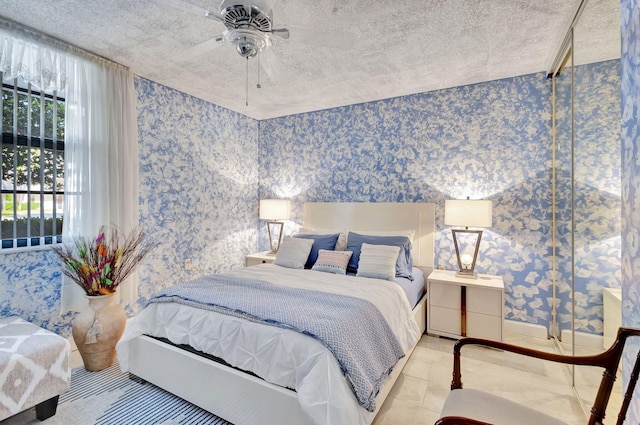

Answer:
[560,329,604,349]
[504,321,604,348]
[504,320,549,339]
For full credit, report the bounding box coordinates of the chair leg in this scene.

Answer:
[35,395,59,420]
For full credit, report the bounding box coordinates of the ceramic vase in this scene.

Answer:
[72,294,126,371]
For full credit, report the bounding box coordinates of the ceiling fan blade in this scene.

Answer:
[204,9,224,23]
[271,28,290,39]
[286,25,357,50]
[157,0,223,22]
[175,36,225,62]
[258,48,286,83]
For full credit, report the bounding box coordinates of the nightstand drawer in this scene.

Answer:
[246,257,270,266]
[429,305,461,335]
[245,251,275,267]
[467,286,502,316]
[467,312,502,340]
[429,281,460,309]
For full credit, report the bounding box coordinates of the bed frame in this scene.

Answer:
[126,202,435,425]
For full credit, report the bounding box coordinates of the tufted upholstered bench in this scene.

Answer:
[0,316,70,421]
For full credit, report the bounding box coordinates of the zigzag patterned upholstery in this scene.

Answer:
[0,316,70,421]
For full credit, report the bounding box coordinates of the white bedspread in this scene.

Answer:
[117,264,420,425]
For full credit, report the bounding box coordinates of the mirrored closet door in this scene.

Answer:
[551,0,621,415]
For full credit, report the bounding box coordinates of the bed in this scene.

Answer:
[117,202,435,425]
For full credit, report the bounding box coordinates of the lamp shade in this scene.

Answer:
[444,199,492,228]
[259,199,291,220]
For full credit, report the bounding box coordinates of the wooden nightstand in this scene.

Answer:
[245,251,276,267]
[427,269,504,341]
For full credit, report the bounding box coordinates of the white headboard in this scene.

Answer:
[302,202,435,275]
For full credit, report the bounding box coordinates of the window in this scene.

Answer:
[1,73,64,249]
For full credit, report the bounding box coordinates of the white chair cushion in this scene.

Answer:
[441,389,569,425]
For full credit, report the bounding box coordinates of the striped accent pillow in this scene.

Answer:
[356,243,401,281]
[274,236,314,269]
[311,249,353,275]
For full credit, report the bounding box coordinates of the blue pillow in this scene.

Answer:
[293,233,340,269]
[346,232,414,280]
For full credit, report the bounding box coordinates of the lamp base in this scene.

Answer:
[451,229,484,280]
[456,270,478,279]
[266,221,285,254]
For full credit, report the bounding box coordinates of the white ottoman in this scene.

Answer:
[0,316,70,421]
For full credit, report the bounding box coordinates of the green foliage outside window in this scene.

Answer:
[1,88,65,191]
[0,217,63,239]
[1,77,65,247]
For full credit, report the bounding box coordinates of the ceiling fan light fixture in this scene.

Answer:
[224,28,271,59]
[236,41,258,58]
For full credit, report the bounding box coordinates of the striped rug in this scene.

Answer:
[3,363,232,424]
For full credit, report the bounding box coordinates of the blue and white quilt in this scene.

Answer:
[118,264,420,425]
[148,274,404,412]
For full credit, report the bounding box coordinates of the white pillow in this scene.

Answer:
[356,243,401,281]
[299,227,348,251]
[274,236,314,269]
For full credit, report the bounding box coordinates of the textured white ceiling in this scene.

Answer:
[0,0,620,120]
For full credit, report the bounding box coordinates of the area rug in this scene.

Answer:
[3,362,232,424]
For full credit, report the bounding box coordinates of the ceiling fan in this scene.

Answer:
[163,0,355,62]
[161,0,355,104]
[202,0,289,59]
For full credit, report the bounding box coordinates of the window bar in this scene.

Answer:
[0,76,64,248]
[26,82,32,244]
[54,92,61,241]
[39,85,46,243]
[51,92,57,241]
[11,77,18,245]
[49,93,53,240]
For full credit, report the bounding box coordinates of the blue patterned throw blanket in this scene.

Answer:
[148,274,405,412]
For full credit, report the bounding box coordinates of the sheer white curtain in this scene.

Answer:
[0,21,140,312]
[62,58,139,311]
[0,29,67,92]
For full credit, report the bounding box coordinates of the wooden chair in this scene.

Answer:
[435,327,640,425]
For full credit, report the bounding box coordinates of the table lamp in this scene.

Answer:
[259,199,291,254]
[444,198,492,278]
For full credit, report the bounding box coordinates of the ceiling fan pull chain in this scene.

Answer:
[257,55,262,89]
[246,56,249,106]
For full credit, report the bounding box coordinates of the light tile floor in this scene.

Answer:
[372,333,609,425]
[69,333,618,425]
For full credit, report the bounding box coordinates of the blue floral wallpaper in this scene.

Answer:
[259,73,556,329]
[134,77,259,308]
[621,0,640,421]
[0,249,74,335]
